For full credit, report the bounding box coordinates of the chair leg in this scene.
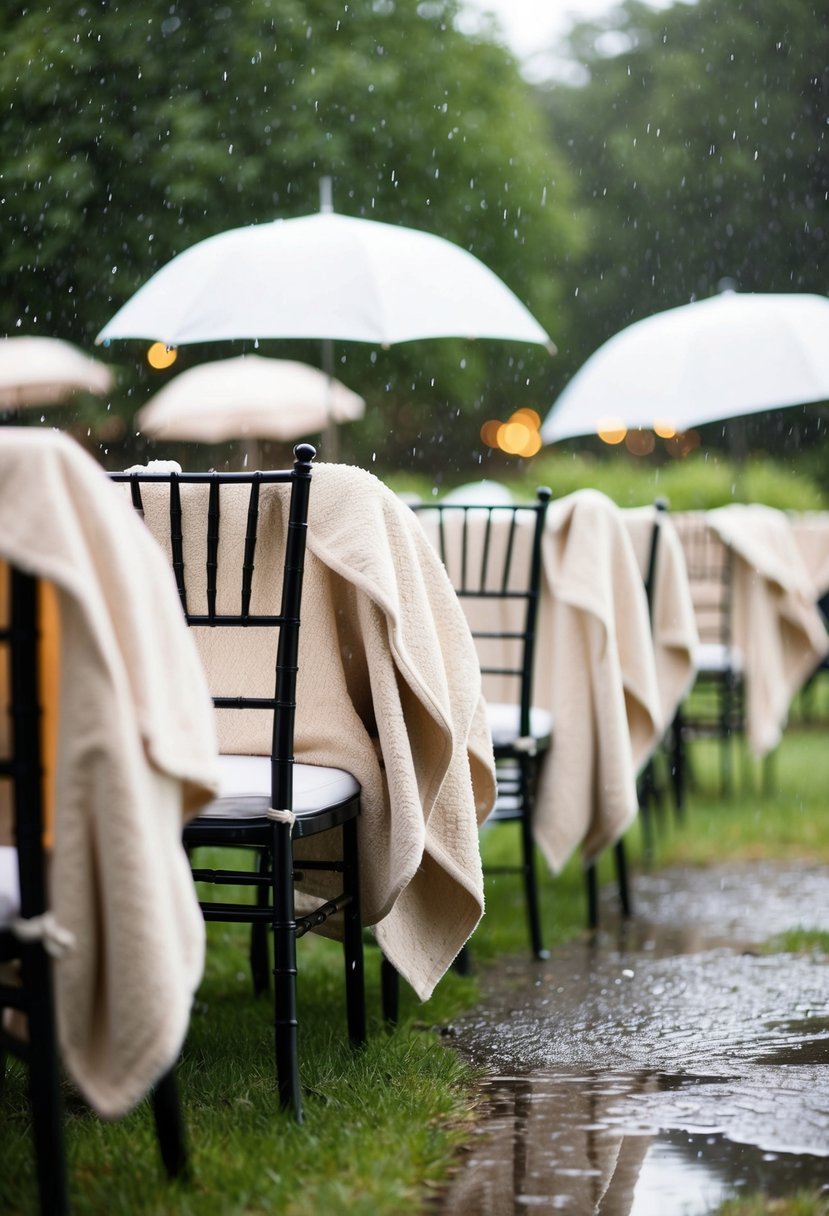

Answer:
[250,850,271,997]
[670,709,685,816]
[614,839,633,918]
[271,821,302,1122]
[520,795,549,961]
[452,944,472,976]
[637,769,655,863]
[585,863,599,930]
[341,819,366,1047]
[151,1067,188,1180]
[381,956,399,1029]
[24,948,69,1216]
[720,676,734,796]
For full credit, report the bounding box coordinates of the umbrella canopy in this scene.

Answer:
[541,291,829,444]
[96,210,554,351]
[0,335,113,409]
[135,355,365,443]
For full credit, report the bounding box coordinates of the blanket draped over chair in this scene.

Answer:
[0,429,219,1119]
[621,505,699,730]
[533,490,664,873]
[707,503,829,756]
[133,463,496,1002]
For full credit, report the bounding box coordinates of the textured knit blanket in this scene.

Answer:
[0,429,219,1118]
[134,462,495,1001]
[708,503,829,755]
[534,490,663,871]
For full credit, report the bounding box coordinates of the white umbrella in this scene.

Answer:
[0,335,113,409]
[541,291,829,443]
[442,479,514,504]
[135,355,365,444]
[96,210,554,351]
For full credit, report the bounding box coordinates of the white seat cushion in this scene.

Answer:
[0,846,20,928]
[196,755,360,820]
[486,702,553,749]
[694,642,744,674]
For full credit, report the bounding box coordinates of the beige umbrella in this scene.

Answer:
[136,355,365,448]
[0,335,113,409]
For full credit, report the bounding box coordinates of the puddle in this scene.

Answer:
[438,1070,829,1214]
[437,862,829,1213]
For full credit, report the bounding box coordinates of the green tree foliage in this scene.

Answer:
[0,0,581,471]
[542,0,827,366]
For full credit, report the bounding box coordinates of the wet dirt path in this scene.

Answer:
[437,861,829,1214]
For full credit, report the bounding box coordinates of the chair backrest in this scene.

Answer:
[642,499,668,625]
[672,511,735,648]
[411,488,551,735]
[0,566,48,922]
[111,443,316,812]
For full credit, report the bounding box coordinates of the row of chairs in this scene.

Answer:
[1,447,366,1211]
[1,448,743,1212]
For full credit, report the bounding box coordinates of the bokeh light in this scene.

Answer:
[665,429,701,458]
[596,417,627,445]
[481,408,543,458]
[625,428,656,456]
[147,342,178,370]
[480,418,503,447]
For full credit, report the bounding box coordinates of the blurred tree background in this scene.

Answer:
[540,0,828,481]
[1,0,826,480]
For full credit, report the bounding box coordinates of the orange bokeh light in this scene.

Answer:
[596,417,627,445]
[481,409,543,457]
[665,429,701,459]
[511,407,542,429]
[625,428,656,456]
[497,420,532,454]
[480,419,503,448]
[147,342,178,370]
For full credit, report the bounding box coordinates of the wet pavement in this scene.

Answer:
[437,861,829,1214]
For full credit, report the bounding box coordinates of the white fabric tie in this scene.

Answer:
[11,913,76,958]
[513,736,538,756]
[266,807,296,828]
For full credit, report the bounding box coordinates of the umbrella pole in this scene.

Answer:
[322,337,339,463]
[319,177,340,464]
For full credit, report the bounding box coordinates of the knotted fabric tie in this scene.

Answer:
[11,913,76,958]
[266,807,296,828]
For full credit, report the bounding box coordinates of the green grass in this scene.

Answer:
[716,1195,829,1216]
[386,449,828,512]
[3,693,829,1214]
[761,927,829,956]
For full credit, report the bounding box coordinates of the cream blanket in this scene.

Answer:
[622,506,699,727]
[0,429,219,1118]
[533,491,663,871]
[707,504,829,755]
[133,463,495,1001]
[790,512,829,598]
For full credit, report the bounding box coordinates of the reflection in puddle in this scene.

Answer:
[439,1069,829,1215]
[630,1137,728,1215]
[438,863,829,1213]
